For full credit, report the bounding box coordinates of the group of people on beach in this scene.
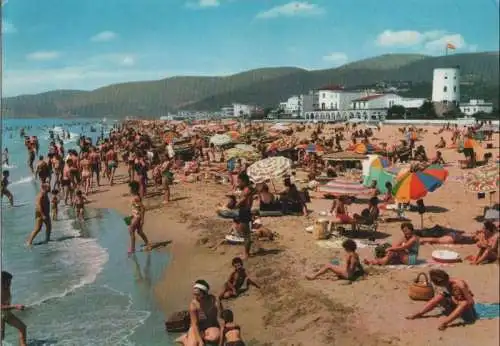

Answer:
[1,119,498,345]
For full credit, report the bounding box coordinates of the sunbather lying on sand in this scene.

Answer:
[406,269,477,331]
[364,222,419,265]
[306,239,365,282]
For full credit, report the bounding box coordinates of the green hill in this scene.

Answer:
[2,52,498,118]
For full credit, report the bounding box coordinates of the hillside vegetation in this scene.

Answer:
[2,52,498,118]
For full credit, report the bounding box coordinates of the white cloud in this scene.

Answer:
[186,0,220,9]
[256,1,324,19]
[2,20,17,34]
[376,30,423,47]
[90,31,118,42]
[322,52,348,66]
[26,51,61,61]
[375,29,471,54]
[88,53,137,67]
[468,44,478,52]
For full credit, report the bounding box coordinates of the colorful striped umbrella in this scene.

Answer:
[247,156,292,184]
[392,164,449,201]
[370,156,390,169]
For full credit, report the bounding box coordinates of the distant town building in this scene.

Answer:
[279,96,301,117]
[459,99,494,116]
[221,103,261,117]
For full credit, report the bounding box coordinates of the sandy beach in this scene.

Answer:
[85,123,499,346]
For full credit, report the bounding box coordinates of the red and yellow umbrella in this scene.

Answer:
[392,164,449,202]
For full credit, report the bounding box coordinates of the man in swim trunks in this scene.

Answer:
[236,172,255,260]
[89,147,101,187]
[35,155,51,184]
[26,183,52,246]
[1,271,27,346]
[105,146,118,185]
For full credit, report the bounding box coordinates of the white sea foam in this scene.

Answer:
[10,176,34,186]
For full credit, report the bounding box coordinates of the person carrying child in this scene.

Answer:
[219,257,260,300]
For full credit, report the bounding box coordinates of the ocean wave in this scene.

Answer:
[2,163,17,169]
[23,216,109,307]
[10,176,35,186]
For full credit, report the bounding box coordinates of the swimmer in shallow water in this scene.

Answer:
[1,171,14,206]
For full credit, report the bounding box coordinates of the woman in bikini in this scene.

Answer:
[80,153,92,195]
[128,181,151,254]
[364,222,420,266]
[51,153,62,190]
[406,269,477,330]
[175,280,222,346]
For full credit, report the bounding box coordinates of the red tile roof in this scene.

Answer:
[353,94,385,102]
[318,85,344,91]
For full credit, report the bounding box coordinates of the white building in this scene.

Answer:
[431,67,460,105]
[303,86,366,121]
[279,96,301,116]
[221,103,257,117]
[460,99,494,116]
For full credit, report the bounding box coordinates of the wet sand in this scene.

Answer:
[92,124,499,345]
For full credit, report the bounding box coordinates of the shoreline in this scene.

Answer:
[87,123,499,345]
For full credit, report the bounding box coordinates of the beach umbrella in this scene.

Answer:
[363,156,393,191]
[247,156,292,184]
[464,164,499,194]
[210,134,232,146]
[352,143,377,154]
[305,143,326,154]
[225,148,260,161]
[317,180,373,197]
[226,130,241,140]
[392,164,449,202]
[235,144,256,152]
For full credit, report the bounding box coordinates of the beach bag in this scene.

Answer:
[313,219,330,240]
[374,243,391,258]
[165,310,190,333]
[408,272,435,301]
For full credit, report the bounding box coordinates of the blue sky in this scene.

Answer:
[2,0,499,96]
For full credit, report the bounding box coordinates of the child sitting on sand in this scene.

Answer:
[306,239,365,282]
[220,309,245,346]
[51,189,59,221]
[73,190,87,220]
[219,257,260,300]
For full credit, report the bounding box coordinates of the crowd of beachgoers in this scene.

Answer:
[1,118,499,346]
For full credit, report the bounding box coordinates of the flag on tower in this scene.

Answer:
[446,43,456,50]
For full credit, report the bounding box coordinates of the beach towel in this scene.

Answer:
[475,303,500,320]
[385,259,455,269]
[316,239,371,249]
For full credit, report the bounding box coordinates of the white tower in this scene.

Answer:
[431,67,460,105]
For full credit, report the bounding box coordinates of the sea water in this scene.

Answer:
[1,118,175,345]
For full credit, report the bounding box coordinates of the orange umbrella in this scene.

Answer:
[226,130,240,140]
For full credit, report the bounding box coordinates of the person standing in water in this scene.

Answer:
[1,271,27,346]
[1,171,14,206]
[26,183,52,246]
[2,148,9,166]
[127,181,151,255]
[35,156,51,184]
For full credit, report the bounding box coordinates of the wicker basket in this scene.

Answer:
[408,272,434,301]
